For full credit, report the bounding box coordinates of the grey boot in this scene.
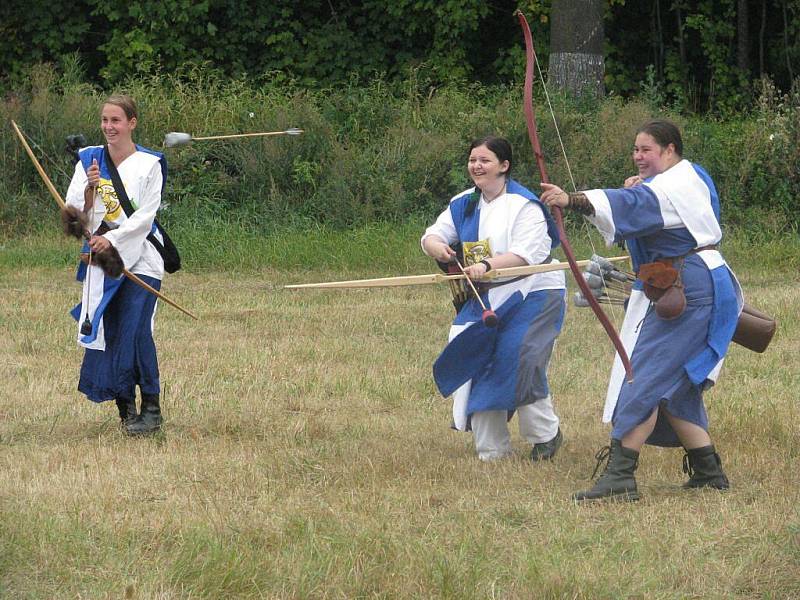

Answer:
[682,445,729,490]
[125,393,162,435]
[573,439,640,502]
[115,397,138,426]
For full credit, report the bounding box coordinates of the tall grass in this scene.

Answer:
[3,63,799,240]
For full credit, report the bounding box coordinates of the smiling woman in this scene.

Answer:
[421,136,566,462]
[62,94,171,436]
[540,119,741,502]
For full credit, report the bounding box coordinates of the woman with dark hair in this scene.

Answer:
[541,119,741,501]
[63,94,169,435]
[422,136,566,461]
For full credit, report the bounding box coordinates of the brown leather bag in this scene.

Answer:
[732,303,777,353]
[637,260,686,320]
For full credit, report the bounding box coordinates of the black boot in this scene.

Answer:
[125,393,162,435]
[531,428,563,461]
[115,397,138,426]
[682,445,729,490]
[573,439,640,502]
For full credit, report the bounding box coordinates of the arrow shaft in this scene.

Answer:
[193,130,302,141]
[285,256,630,290]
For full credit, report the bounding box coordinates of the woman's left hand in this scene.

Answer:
[540,183,569,208]
[463,262,489,279]
[624,175,643,188]
[88,235,111,253]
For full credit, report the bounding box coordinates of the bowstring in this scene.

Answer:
[21,130,74,181]
[532,54,625,324]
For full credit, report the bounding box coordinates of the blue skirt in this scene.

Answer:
[78,275,160,402]
[434,288,565,414]
[611,256,718,447]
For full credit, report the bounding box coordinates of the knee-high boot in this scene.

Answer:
[682,445,729,489]
[125,393,162,435]
[573,439,640,502]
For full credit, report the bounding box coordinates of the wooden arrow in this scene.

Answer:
[285,256,630,290]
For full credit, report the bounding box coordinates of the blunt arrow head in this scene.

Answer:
[163,132,193,147]
[482,309,498,328]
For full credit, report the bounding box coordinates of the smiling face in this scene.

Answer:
[632,132,677,179]
[468,144,509,190]
[101,103,137,147]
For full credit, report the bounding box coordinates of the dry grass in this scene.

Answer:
[1,258,798,599]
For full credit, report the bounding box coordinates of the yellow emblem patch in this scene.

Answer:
[462,239,492,266]
[97,178,122,220]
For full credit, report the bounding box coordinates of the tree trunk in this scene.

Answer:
[783,0,795,81]
[737,0,750,74]
[674,1,686,65]
[548,0,605,98]
[759,0,766,76]
[654,0,664,78]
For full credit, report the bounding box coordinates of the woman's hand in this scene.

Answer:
[539,183,569,208]
[424,237,456,263]
[88,234,111,253]
[463,261,489,279]
[83,159,100,212]
[86,158,100,189]
[624,175,643,188]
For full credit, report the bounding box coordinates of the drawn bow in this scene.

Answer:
[515,12,633,382]
[10,120,198,320]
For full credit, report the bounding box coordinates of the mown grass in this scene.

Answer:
[1,229,798,598]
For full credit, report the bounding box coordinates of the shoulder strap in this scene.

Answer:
[103,145,136,217]
[102,145,168,257]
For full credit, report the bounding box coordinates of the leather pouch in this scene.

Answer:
[638,261,679,300]
[653,283,687,320]
[638,260,687,320]
[732,303,777,353]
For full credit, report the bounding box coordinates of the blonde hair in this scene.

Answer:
[104,94,138,121]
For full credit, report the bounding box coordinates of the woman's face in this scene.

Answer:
[632,132,675,179]
[468,144,509,188]
[101,103,136,146]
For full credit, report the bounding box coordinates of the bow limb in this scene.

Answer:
[10,120,198,320]
[515,12,633,382]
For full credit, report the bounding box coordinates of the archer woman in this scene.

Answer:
[421,136,566,462]
[540,119,740,501]
[63,94,169,435]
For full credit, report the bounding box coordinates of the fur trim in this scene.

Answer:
[93,244,124,278]
[61,206,87,239]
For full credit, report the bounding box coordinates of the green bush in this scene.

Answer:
[2,64,798,239]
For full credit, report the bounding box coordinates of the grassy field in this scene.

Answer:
[1,230,798,599]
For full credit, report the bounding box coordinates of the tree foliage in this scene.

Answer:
[1,0,798,112]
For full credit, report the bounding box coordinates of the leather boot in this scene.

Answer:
[573,439,640,502]
[531,428,563,461]
[125,393,162,435]
[682,445,729,490]
[115,397,138,426]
